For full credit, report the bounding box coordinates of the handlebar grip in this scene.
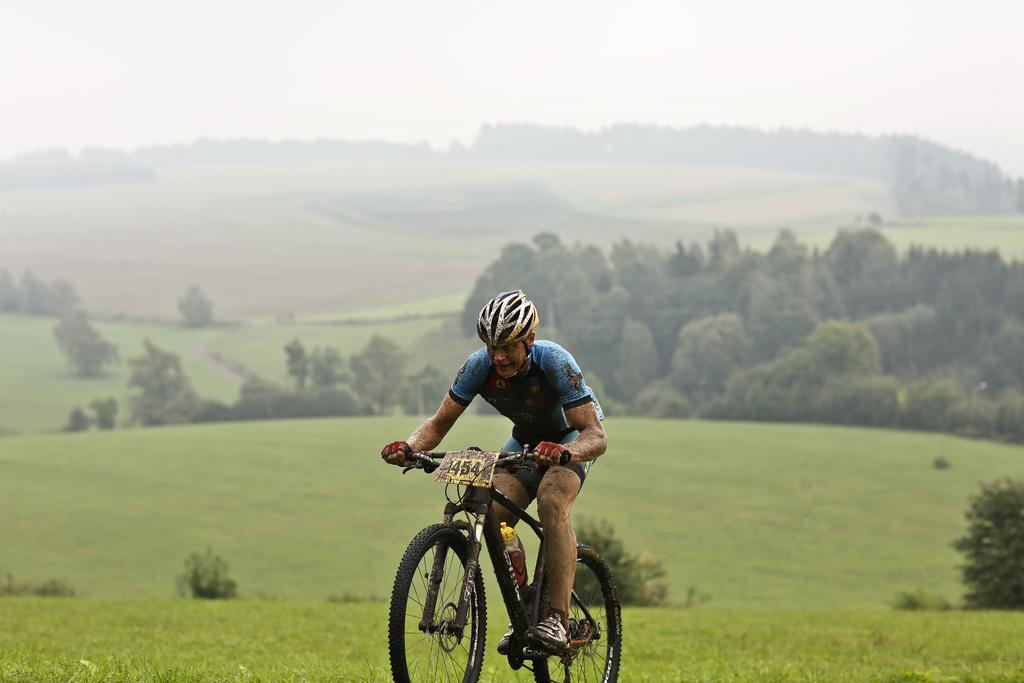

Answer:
[558,450,571,466]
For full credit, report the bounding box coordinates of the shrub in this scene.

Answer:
[816,375,899,426]
[175,548,238,599]
[1,574,76,597]
[574,517,669,606]
[901,380,961,431]
[891,589,952,611]
[64,406,90,432]
[630,384,692,418]
[953,478,1024,609]
[932,455,951,470]
[327,592,384,604]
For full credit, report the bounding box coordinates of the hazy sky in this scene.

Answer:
[3,0,1023,174]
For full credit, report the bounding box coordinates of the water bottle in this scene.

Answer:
[500,522,529,588]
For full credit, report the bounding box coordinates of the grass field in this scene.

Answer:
[0,314,238,434]
[3,417,1024,609]
[761,214,1024,258]
[3,598,1024,682]
[0,306,467,434]
[0,161,893,319]
[209,316,445,386]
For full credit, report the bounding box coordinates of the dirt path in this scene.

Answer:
[191,342,248,384]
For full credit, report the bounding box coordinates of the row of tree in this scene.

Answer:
[0,270,77,316]
[472,124,1023,215]
[1,268,213,332]
[15,125,1022,215]
[70,335,449,431]
[463,230,1024,442]
[45,286,214,380]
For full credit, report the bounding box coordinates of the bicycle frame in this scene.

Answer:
[417,468,600,660]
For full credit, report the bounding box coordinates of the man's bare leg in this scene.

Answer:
[490,471,534,653]
[490,471,532,529]
[535,466,581,618]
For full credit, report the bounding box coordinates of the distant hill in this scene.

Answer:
[6,125,1020,214]
[472,124,1021,215]
[0,149,153,191]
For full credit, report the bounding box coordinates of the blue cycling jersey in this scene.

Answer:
[448,340,604,444]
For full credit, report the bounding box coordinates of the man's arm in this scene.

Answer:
[407,394,467,452]
[562,401,606,464]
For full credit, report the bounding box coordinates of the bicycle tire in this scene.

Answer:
[532,543,622,683]
[388,523,487,683]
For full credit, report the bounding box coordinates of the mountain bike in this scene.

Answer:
[387,446,622,683]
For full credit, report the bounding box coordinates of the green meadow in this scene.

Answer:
[3,417,1024,608]
[0,314,237,434]
[0,308,467,434]
[767,214,1024,258]
[209,316,444,386]
[3,599,1024,682]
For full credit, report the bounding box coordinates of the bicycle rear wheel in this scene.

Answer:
[533,543,622,683]
[388,523,487,683]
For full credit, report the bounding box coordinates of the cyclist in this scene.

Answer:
[381,289,607,653]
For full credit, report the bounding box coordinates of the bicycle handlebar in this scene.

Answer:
[402,447,570,474]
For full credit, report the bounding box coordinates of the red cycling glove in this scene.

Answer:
[381,440,413,465]
[534,441,571,466]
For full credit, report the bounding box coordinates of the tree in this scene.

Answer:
[976,323,1024,393]
[284,339,308,389]
[612,319,658,402]
[126,339,197,426]
[864,305,942,375]
[0,269,19,311]
[744,272,817,361]
[175,548,237,599]
[178,285,213,328]
[309,347,347,389]
[64,406,90,432]
[350,335,406,414]
[671,313,750,402]
[630,383,691,418]
[52,311,119,377]
[400,365,449,415]
[824,229,898,316]
[901,380,960,431]
[89,397,118,430]
[20,270,76,315]
[803,320,881,377]
[953,478,1024,609]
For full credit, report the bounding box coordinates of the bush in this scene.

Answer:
[175,548,238,599]
[326,592,384,604]
[891,589,952,611]
[574,517,669,606]
[816,375,899,426]
[1,574,76,597]
[901,380,961,431]
[932,455,951,470]
[953,478,1024,609]
[630,384,691,418]
[64,406,90,432]
[230,379,363,421]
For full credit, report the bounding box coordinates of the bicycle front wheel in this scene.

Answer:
[388,523,487,683]
[533,543,622,683]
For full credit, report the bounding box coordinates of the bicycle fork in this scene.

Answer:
[419,507,487,643]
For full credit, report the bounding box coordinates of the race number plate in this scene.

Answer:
[434,450,498,488]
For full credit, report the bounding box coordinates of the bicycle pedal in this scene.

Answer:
[522,647,550,659]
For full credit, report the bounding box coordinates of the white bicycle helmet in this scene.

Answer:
[476,290,540,347]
